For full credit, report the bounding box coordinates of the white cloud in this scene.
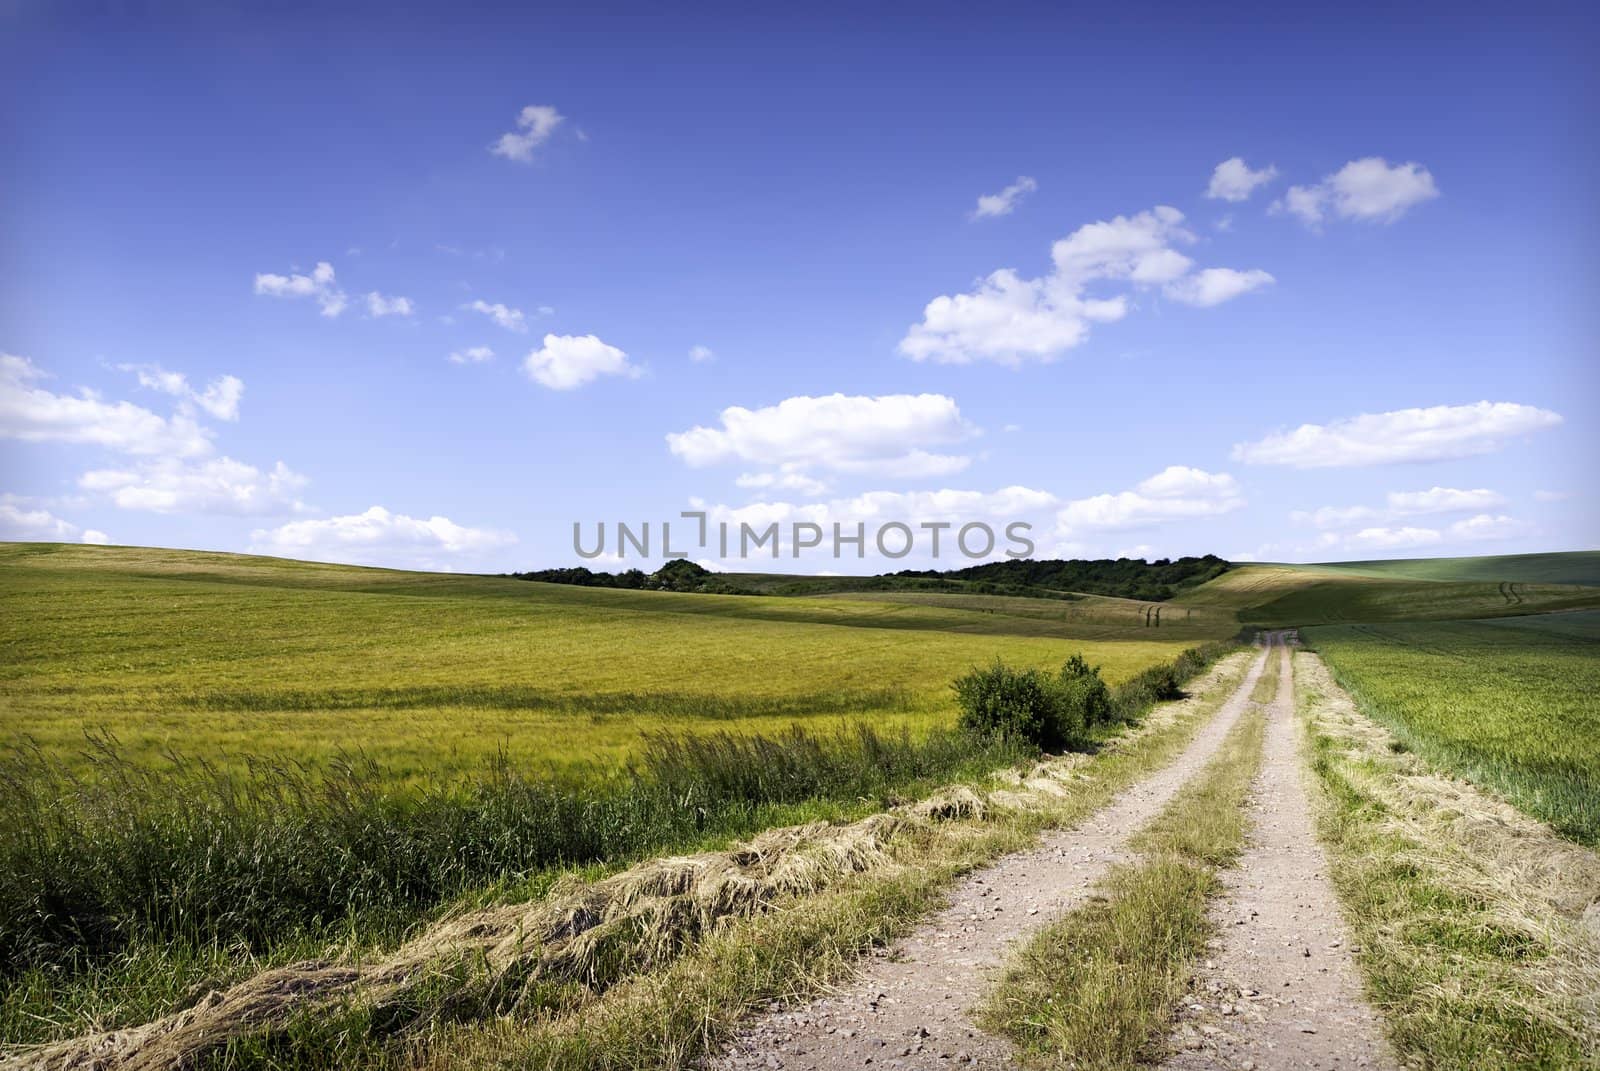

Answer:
[735,471,830,497]
[1276,157,1439,227]
[448,346,495,365]
[81,457,308,515]
[668,393,976,479]
[522,333,638,390]
[118,364,244,421]
[253,261,347,317]
[1205,157,1278,202]
[1290,505,1384,529]
[491,104,564,163]
[689,345,716,363]
[1233,402,1562,468]
[1,354,213,457]
[1292,487,1505,531]
[365,292,414,318]
[1387,486,1506,515]
[899,206,1269,365]
[1164,267,1275,307]
[1056,466,1244,535]
[251,505,517,568]
[81,529,110,545]
[973,176,1038,219]
[1449,513,1535,542]
[464,300,528,333]
[1341,526,1443,552]
[0,500,81,541]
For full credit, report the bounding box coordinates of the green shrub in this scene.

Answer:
[953,661,1078,751]
[1057,654,1113,728]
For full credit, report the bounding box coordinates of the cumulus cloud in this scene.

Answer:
[973,176,1038,219]
[735,471,830,497]
[118,364,244,421]
[1,354,213,457]
[1292,487,1506,531]
[365,292,414,318]
[1449,513,1535,542]
[1233,402,1562,468]
[1205,157,1278,202]
[667,393,977,479]
[80,457,308,515]
[491,104,564,163]
[523,334,638,390]
[1056,466,1245,535]
[81,529,110,545]
[1339,526,1443,552]
[464,300,528,333]
[251,506,517,568]
[253,261,347,317]
[1289,505,1384,529]
[689,345,716,364]
[448,346,495,365]
[0,500,82,541]
[1275,157,1439,227]
[1387,486,1506,515]
[899,206,1269,365]
[1164,267,1275,307]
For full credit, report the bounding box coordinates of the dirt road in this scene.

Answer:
[1161,639,1397,1070]
[711,636,1396,1070]
[711,645,1277,1070]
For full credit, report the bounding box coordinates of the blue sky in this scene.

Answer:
[2,3,1596,573]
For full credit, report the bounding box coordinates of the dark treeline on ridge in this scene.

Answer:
[506,554,1231,602]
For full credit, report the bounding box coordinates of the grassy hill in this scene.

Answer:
[1174,552,1600,628]
[1290,551,1600,586]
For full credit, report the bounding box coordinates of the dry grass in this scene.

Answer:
[1296,650,1600,1069]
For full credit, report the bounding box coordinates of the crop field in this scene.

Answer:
[0,543,1201,782]
[1305,610,1600,844]
[1176,557,1600,627]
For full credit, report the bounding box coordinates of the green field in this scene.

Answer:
[0,542,1209,782]
[1294,551,1600,586]
[1304,611,1600,844]
[1175,557,1600,628]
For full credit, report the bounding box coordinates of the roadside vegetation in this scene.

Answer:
[1304,611,1600,844]
[1296,651,1600,1068]
[979,652,1273,1069]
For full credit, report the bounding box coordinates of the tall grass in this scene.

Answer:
[0,725,1027,988]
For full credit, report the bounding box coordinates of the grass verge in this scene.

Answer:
[977,649,1274,1069]
[1303,613,1600,845]
[1296,650,1600,1069]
